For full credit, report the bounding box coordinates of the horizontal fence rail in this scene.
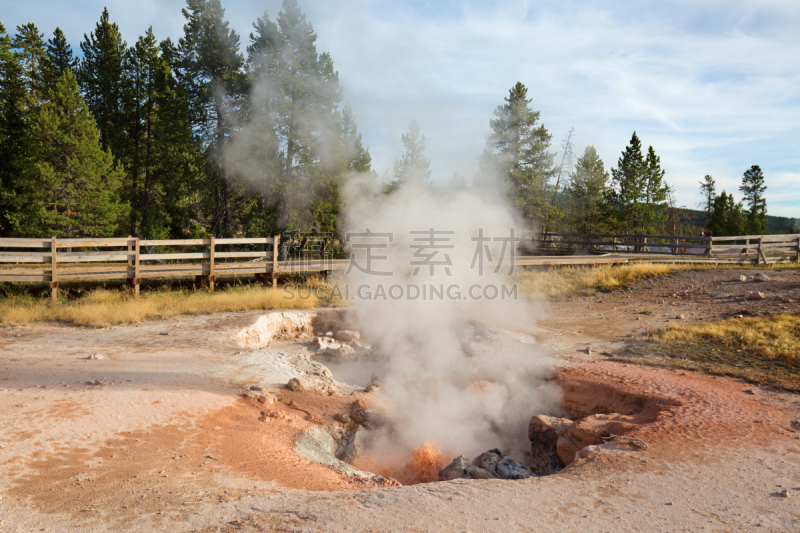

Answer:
[0,236,287,301]
[2,232,799,301]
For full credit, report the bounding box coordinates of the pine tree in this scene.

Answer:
[40,28,78,92]
[739,165,767,234]
[392,119,431,189]
[151,38,204,238]
[565,146,609,234]
[605,132,669,233]
[180,0,245,237]
[699,174,715,217]
[123,27,163,235]
[78,8,127,157]
[12,23,46,100]
[706,191,746,237]
[245,0,343,232]
[482,82,555,226]
[0,22,28,235]
[7,71,127,237]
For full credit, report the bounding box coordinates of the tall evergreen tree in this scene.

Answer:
[739,164,767,234]
[0,22,28,235]
[40,28,78,92]
[123,27,163,235]
[699,174,716,217]
[7,71,126,237]
[605,132,669,233]
[12,23,46,100]
[706,191,746,237]
[482,81,555,226]
[245,0,343,232]
[565,146,608,234]
[78,8,127,157]
[392,119,431,189]
[180,0,245,237]
[151,38,204,238]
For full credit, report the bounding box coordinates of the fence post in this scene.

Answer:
[50,236,58,303]
[209,236,215,292]
[272,234,280,288]
[757,237,764,265]
[796,236,800,263]
[127,235,132,267]
[133,238,140,297]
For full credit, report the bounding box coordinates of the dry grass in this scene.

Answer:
[653,314,800,360]
[0,277,330,327]
[615,314,800,392]
[515,262,679,297]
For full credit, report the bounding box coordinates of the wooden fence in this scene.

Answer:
[0,236,283,301]
[525,232,800,264]
[2,233,799,301]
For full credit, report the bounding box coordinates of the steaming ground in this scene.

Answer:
[340,178,559,466]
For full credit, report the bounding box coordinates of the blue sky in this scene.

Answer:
[4,0,799,217]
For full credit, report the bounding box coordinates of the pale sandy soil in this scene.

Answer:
[1,269,800,532]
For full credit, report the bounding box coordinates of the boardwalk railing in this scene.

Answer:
[3,233,799,301]
[0,236,282,301]
[526,232,800,264]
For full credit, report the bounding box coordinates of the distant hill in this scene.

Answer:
[680,208,798,234]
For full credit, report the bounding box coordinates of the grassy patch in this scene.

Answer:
[0,276,331,327]
[514,262,679,297]
[614,314,800,392]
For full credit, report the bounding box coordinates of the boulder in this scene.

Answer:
[286,377,306,392]
[528,414,573,476]
[439,455,471,481]
[494,456,534,479]
[556,435,583,466]
[747,291,766,301]
[473,449,503,472]
[753,273,770,282]
[466,467,493,479]
[334,330,361,342]
[737,275,748,282]
[569,414,638,445]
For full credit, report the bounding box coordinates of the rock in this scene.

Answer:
[336,413,350,423]
[737,275,748,282]
[334,330,361,342]
[712,293,730,299]
[569,414,638,445]
[466,467,493,479]
[556,435,583,466]
[352,408,381,428]
[258,393,277,405]
[85,353,104,360]
[676,314,685,319]
[286,377,306,392]
[494,456,534,479]
[778,489,790,498]
[748,291,766,300]
[336,426,371,461]
[439,455,471,481]
[242,389,261,399]
[473,449,503,473]
[312,336,341,351]
[753,273,770,282]
[528,415,572,476]
[249,384,263,392]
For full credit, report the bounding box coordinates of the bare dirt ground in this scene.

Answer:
[1,268,800,532]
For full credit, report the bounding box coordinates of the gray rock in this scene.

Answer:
[473,449,503,473]
[336,413,350,423]
[439,455,471,481]
[466,466,493,479]
[753,273,770,282]
[495,456,534,480]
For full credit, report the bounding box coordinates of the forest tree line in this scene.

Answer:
[0,0,771,240]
